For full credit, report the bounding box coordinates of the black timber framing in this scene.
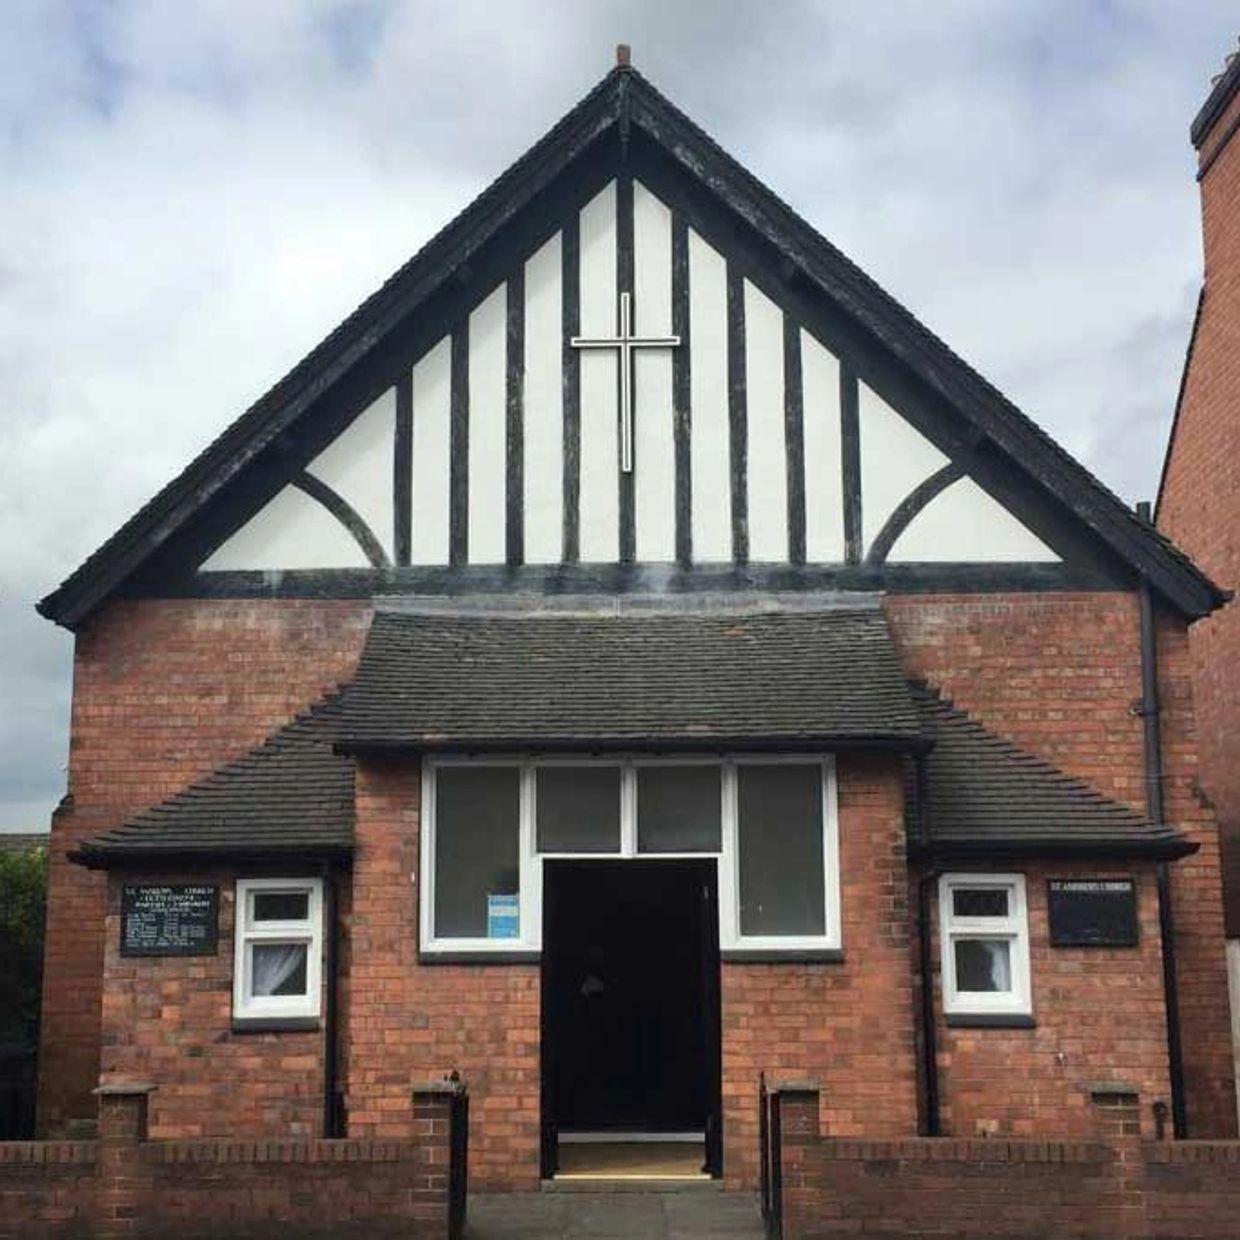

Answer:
[561,213,582,564]
[43,66,1222,625]
[123,143,618,593]
[150,561,1128,603]
[671,210,692,567]
[866,462,966,567]
[616,171,636,564]
[783,313,806,566]
[394,373,412,565]
[727,262,748,565]
[839,363,862,565]
[506,266,525,567]
[449,322,470,567]
[291,473,390,569]
[624,132,1140,585]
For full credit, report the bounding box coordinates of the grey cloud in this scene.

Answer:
[2,1,1238,829]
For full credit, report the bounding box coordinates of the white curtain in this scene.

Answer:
[252,943,305,996]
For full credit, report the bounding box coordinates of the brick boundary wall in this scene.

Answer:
[772,1083,1240,1240]
[1,1081,463,1240]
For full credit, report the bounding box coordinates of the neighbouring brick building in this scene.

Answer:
[35,53,1238,1195]
[1158,42,1240,1130]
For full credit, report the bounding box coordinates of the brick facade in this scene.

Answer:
[38,586,1237,1185]
[922,861,1170,1140]
[887,592,1236,1137]
[39,599,372,1134]
[98,868,335,1140]
[721,753,918,1188]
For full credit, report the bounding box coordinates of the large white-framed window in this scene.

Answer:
[418,755,840,956]
[938,873,1032,1018]
[232,878,324,1022]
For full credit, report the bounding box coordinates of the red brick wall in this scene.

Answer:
[40,599,372,1134]
[0,1142,95,1239]
[0,1088,458,1240]
[777,1086,1240,1240]
[921,861,1170,1139]
[346,757,542,1192]
[886,592,1237,1137]
[1159,81,1240,948]
[98,869,334,1139]
[722,753,918,1188]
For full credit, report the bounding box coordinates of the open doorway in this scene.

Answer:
[540,860,722,1179]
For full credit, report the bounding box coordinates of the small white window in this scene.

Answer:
[233,878,323,1022]
[939,874,1031,1018]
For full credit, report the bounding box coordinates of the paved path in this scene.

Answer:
[466,1190,765,1239]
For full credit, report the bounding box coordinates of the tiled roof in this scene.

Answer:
[73,695,352,867]
[908,684,1193,859]
[339,605,924,752]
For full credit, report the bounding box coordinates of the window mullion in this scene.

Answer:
[620,764,636,857]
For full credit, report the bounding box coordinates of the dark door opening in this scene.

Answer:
[540,860,722,1178]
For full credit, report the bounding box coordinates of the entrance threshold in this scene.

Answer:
[553,1135,711,1182]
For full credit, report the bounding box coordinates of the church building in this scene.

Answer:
[36,52,1238,1189]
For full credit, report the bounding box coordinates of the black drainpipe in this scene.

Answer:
[1136,500,1187,1138]
[322,866,344,1138]
[912,752,941,1136]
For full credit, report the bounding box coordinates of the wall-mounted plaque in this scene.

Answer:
[121,884,219,957]
[1047,878,1138,947]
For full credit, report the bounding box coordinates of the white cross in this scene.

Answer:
[571,291,680,473]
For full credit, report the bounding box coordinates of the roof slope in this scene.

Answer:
[908,684,1193,859]
[39,65,1224,626]
[341,605,923,751]
[73,695,352,866]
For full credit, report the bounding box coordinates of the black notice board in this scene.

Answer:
[121,885,219,957]
[1047,878,1138,947]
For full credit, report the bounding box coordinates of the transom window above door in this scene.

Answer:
[419,757,840,957]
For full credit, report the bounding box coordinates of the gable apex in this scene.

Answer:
[38,65,1224,626]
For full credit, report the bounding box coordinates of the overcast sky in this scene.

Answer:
[2,1,1237,832]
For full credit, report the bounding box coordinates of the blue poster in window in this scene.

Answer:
[487,893,520,940]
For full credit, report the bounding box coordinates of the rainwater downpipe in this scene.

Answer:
[912,752,941,1136]
[1136,499,1187,1138]
[322,867,344,1139]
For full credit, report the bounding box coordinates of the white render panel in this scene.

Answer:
[523,233,564,564]
[890,475,1060,562]
[688,229,731,563]
[578,181,619,562]
[859,381,948,553]
[744,279,787,562]
[410,336,451,565]
[305,387,395,562]
[201,484,368,570]
[633,181,676,562]
[801,331,845,562]
[468,283,508,564]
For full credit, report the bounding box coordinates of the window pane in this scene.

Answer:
[737,764,824,936]
[954,938,1012,993]
[252,942,308,997]
[952,888,1009,919]
[637,766,722,853]
[252,890,309,922]
[435,767,521,938]
[536,766,620,853]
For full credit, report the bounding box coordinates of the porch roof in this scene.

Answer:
[338,604,925,754]
[71,695,353,868]
[907,684,1195,861]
